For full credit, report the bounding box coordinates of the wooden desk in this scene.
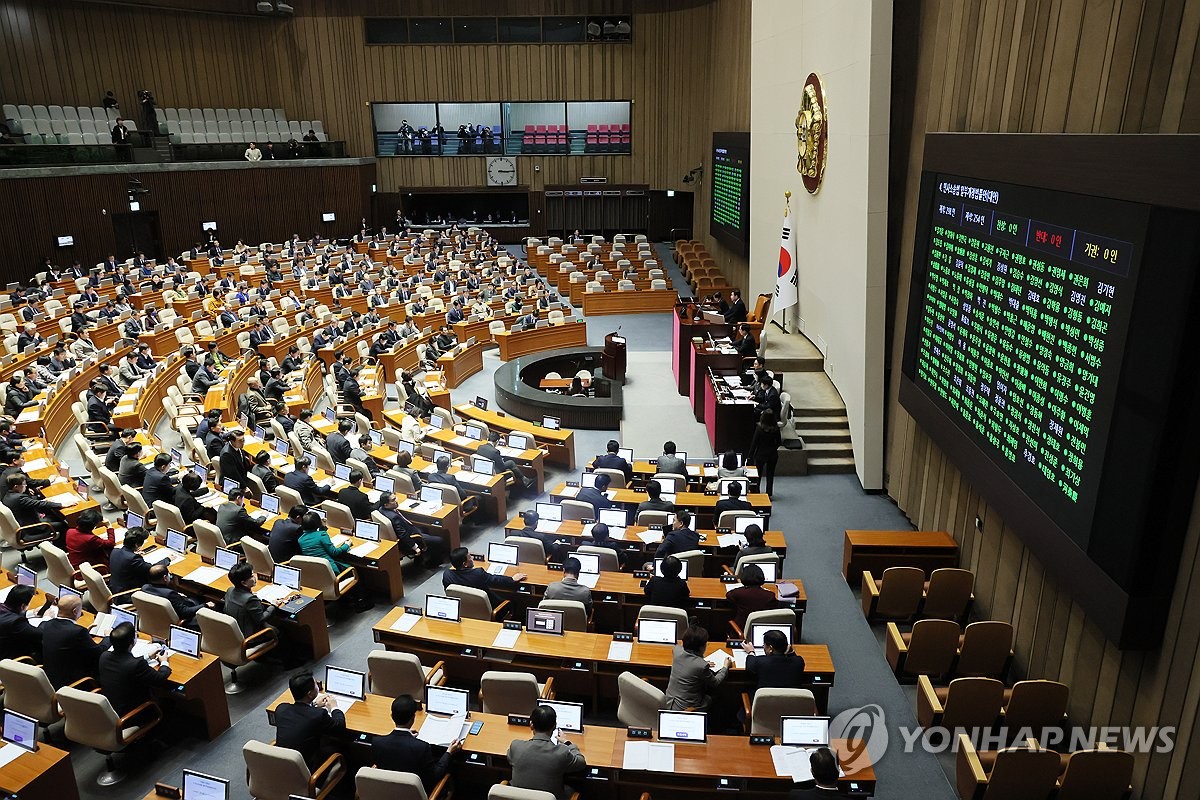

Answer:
[373,610,834,711]
[474,559,804,637]
[626,459,760,491]
[453,403,576,470]
[138,324,187,357]
[690,343,744,422]
[261,689,874,797]
[374,333,431,384]
[842,529,960,587]
[704,370,760,455]
[424,426,546,494]
[170,552,331,660]
[671,305,730,397]
[582,288,679,316]
[495,321,588,361]
[501,517,789,574]
[549,482,772,534]
[112,352,187,432]
[13,346,133,448]
[0,740,80,800]
[437,338,489,388]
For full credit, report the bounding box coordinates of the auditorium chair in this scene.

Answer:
[727,551,781,579]
[80,563,138,614]
[730,607,797,641]
[196,607,277,693]
[717,509,759,530]
[559,499,594,522]
[636,509,671,527]
[1000,680,1069,739]
[290,555,358,604]
[920,568,976,622]
[40,541,86,591]
[886,618,960,681]
[505,535,548,565]
[479,670,555,716]
[132,591,180,640]
[650,473,687,493]
[57,683,164,786]
[119,485,155,525]
[356,767,449,800]
[538,599,590,632]
[617,671,666,729]
[954,621,1014,680]
[861,566,926,622]
[0,659,62,729]
[917,675,1005,731]
[366,651,445,698]
[243,739,345,800]
[1056,745,1135,800]
[152,500,189,541]
[954,734,1061,800]
[241,537,275,578]
[742,688,817,736]
[594,467,627,489]
[636,605,688,632]
[574,545,621,572]
[490,785,577,800]
[447,584,509,622]
[0,503,57,563]
[673,549,706,577]
[193,520,229,561]
[320,500,356,532]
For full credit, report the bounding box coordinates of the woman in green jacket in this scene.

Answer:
[297,510,350,573]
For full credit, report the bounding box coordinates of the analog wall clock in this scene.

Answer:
[486,156,518,186]
[795,72,828,193]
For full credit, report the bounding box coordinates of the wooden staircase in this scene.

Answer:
[791,408,855,474]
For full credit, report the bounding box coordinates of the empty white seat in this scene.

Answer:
[162,108,177,122]
[77,106,94,120]
[203,108,217,122]
[50,119,67,134]
[315,132,328,142]
[312,120,325,134]
[78,119,95,134]
[48,105,64,120]
[65,132,83,145]
[218,120,231,133]
[189,107,202,121]
[219,132,232,143]
[238,108,253,121]
[289,121,303,136]
[230,121,244,136]
[62,106,78,121]
[251,108,265,121]
[179,120,193,134]
[181,132,194,144]
[3,103,19,120]
[64,120,80,134]
[273,108,285,121]
[35,119,52,135]
[82,132,98,145]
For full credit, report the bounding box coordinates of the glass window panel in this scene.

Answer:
[437,103,503,156]
[454,17,497,43]
[372,103,439,156]
[364,18,408,44]
[543,17,585,43]
[409,18,452,44]
[568,101,631,154]
[498,17,541,43]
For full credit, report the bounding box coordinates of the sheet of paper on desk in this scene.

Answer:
[417,712,466,747]
[330,534,349,547]
[23,458,48,471]
[487,564,507,576]
[132,639,160,659]
[578,573,599,588]
[390,613,421,633]
[705,648,733,670]
[184,565,226,585]
[607,641,633,661]
[491,628,521,649]
[722,375,742,386]
[723,582,744,594]
[455,470,481,484]
[558,486,580,498]
[327,695,357,713]
[349,542,377,558]
[142,548,182,565]
[256,584,291,604]
[716,533,747,548]
[535,520,560,534]
[0,742,28,769]
[498,446,524,458]
[52,491,86,506]
[623,741,675,772]
[733,650,749,669]
[638,531,664,544]
[451,435,472,447]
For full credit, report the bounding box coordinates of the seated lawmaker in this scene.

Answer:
[653,510,700,559]
[275,672,346,769]
[643,554,690,609]
[142,564,213,627]
[269,505,307,562]
[224,562,276,637]
[98,621,172,715]
[576,471,614,516]
[743,628,806,695]
[442,547,526,605]
[636,481,675,516]
[372,694,460,793]
[666,624,731,711]
[41,594,108,688]
[0,585,43,660]
[507,704,586,800]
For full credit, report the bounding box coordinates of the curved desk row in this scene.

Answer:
[495,320,588,362]
[493,347,623,431]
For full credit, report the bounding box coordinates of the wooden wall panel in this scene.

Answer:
[1,0,747,272]
[886,3,1200,797]
[0,162,374,283]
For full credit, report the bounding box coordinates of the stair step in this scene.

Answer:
[791,414,849,428]
[807,456,857,474]
[795,427,851,443]
[803,441,854,455]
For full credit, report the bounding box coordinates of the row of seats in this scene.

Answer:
[675,240,731,295]
[165,116,327,144]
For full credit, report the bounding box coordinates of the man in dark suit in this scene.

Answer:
[15,324,43,353]
[87,385,117,434]
[98,621,172,715]
[723,288,748,325]
[118,442,149,488]
[733,323,758,357]
[324,420,354,464]
[427,455,464,498]
[743,628,806,692]
[269,505,307,562]
[216,488,268,543]
[223,562,276,637]
[376,492,441,564]
[341,367,370,420]
[576,472,614,516]
[0,585,43,660]
[141,564,211,627]
[335,470,374,520]
[372,695,459,792]
[41,594,108,688]
[714,480,754,520]
[788,748,841,799]
[142,453,178,505]
[752,373,782,419]
[192,358,219,394]
[108,528,163,593]
[2,473,66,533]
[442,547,526,606]
[219,430,251,489]
[654,510,701,559]
[283,457,332,506]
[110,118,130,144]
[478,431,534,491]
[104,428,138,473]
[507,705,587,800]
[275,672,346,769]
[592,439,633,485]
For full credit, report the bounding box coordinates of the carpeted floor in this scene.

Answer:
[32,242,955,800]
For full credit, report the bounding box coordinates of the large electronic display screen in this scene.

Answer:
[710,132,750,255]
[906,173,1147,550]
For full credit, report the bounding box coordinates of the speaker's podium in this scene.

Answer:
[602,332,627,382]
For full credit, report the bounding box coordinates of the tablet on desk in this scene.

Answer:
[334,464,351,481]
[214,547,240,570]
[15,564,36,587]
[653,558,689,579]
[507,433,530,450]
[541,416,560,430]
[375,474,395,494]
[259,494,280,515]
[57,584,83,601]
[617,447,634,463]
[734,515,763,534]
[658,710,707,743]
[636,617,679,645]
[525,607,565,635]
[425,684,469,717]
[571,552,600,575]
[274,439,290,456]
[354,520,380,542]
[181,769,229,800]
[488,542,519,566]
[749,622,793,654]
[535,502,562,522]
[471,456,495,475]
[420,486,444,505]
[166,529,189,555]
[323,665,366,701]
[126,511,144,530]
[425,594,460,622]
[169,624,201,658]
[598,507,628,529]
[780,715,830,747]
[718,478,747,497]
[538,699,584,733]
[273,564,301,591]
[1,710,38,752]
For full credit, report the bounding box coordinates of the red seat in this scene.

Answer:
[524,124,535,133]
[620,123,630,133]
[536,124,547,134]
[587,124,598,133]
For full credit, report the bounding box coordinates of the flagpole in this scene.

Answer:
[771,191,792,334]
